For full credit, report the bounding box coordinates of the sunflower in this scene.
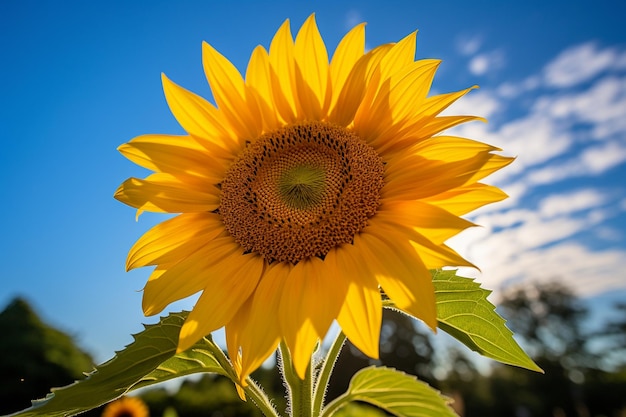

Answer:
[115,14,512,383]
[102,396,149,417]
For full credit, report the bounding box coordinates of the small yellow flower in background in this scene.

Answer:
[115,14,512,384]
[101,396,149,417]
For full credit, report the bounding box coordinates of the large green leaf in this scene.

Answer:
[10,312,228,417]
[431,269,542,372]
[323,366,457,417]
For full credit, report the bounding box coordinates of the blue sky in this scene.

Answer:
[1,0,625,364]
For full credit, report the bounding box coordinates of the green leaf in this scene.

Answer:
[10,312,228,417]
[431,269,542,372]
[323,366,457,417]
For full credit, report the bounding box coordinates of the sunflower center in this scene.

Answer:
[278,164,326,209]
[220,121,384,264]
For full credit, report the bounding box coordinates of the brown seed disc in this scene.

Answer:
[220,121,384,264]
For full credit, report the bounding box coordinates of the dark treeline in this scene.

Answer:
[2,281,625,417]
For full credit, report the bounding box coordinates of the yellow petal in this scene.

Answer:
[329,22,365,111]
[373,85,483,154]
[423,183,509,216]
[327,244,382,359]
[126,212,224,270]
[142,236,240,316]
[410,240,476,270]
[358,228,437,330]
[246,45,281,130]
[224,296,249,390]
[328,44,391,126]
[234,262,291,382]
[202,42,263,140]
[118,134,228,185]
[161,74,238,149]
[385,60,441,121]
[294,14,329,119]
[358,59,441,145]
[378,31,417,80]
[376,200,475,244]
[383,148,510,201]
[467,154,515,183]
[372,202,477,268]
[418,87,479,123]
[178,250,265,352]
[279,257,345,379]
[411,135,501,160]
[394,87,481,147]
[114,174,220,213]
[419,115,485,139]
[142,265,202,317]
[269,19,298,122]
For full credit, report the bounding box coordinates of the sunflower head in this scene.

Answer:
[115,14,512,383]
[102,397,149,417]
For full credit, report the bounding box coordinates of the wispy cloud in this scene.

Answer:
[468,50,506,76]
[442,41,626,297]
[456,34,483,56]
[344,10,364,30]
[543,42,626,87]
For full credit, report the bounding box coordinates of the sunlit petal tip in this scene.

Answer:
[273,18,293,43]
[160,72,174,92]
[141,293,162,317]
[177,318,202,352]
[235,384,247,401]
[303,12,316,24]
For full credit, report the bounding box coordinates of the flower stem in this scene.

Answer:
[279,341,313,417]
[203,336,280,417]
[242,379,282,417]
[312,331,346,416]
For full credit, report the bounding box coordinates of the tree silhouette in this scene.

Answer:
[499,281,590,367]
[0,297,95,415]
[496,281,594,417]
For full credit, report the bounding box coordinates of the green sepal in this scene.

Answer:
[9,311,228,417]
[322,366,457,417]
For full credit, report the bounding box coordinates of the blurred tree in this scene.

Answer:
[495,281,594,417]
[596,302,626,370]
[0,297,95,415]
[583,302,626,416]
[435,347,488,417]
[141,374,268,417]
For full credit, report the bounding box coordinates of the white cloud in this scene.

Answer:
[457,34,483,56]
[543,42,626,87]
[580,142,626,173]
[344,10,364,30]
[497,76,540,98]
[468,50,505,76]
[448,46,626,189]
[452,206,624,298]
[527,142,626,185]
[533,75,626,139]
[538,189,607,218]
[440,42,626,298]
[491,243,626,297]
